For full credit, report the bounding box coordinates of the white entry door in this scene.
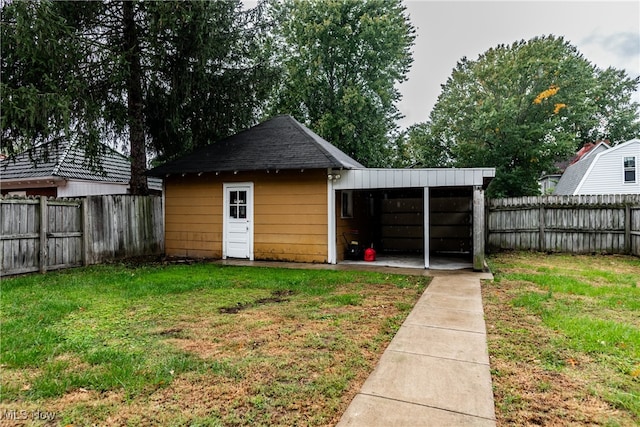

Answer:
[223,183,254,259]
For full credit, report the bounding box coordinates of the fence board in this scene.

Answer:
[0,195,163,276]
[487,194,640,256]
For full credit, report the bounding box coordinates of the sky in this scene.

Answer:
[241,0,639,130]
[397,0,640,128]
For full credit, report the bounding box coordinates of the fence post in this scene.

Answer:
[624,204,631,254]
[484,197,490,253]
[39,196,48,273]
[82,198,90,265]
[539,205,546,252]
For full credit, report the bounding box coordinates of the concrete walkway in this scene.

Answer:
[337,273,496,427]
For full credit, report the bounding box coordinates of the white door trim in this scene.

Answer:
[222,182,254,260]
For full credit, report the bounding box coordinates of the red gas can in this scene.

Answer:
[364,247,376,262]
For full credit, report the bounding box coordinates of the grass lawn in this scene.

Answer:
[0,262,428,426]
[484,252,640,426]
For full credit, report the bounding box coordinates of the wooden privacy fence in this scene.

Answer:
[0,195,163,276]
[487,194,640,256]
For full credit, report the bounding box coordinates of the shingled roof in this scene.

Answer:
[1,142,132,182]
[0,141,162,190]
[147,115,364,177]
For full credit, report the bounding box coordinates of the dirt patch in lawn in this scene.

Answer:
[218,289,295,314]
[4,279,425,426]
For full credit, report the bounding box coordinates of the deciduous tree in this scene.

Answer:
[420,36,640,197]
[267,0,415,167]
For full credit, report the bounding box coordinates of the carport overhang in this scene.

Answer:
[327,168,495,270]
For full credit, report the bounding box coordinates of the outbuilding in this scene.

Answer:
[147,115,494,270]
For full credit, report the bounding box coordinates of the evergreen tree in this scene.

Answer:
[1,0,276,194]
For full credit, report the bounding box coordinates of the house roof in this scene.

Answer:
[553,141,611,195]
[0,141,162,190]
[146,115,365,177]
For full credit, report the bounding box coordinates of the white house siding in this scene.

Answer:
[58,180,129,197]
[576,140,640,195]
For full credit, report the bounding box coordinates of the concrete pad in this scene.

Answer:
[429,256,474,270]
[359,351,496,420]
[388,324,490,365]
[404,305,488,333]
[337,394,496,427]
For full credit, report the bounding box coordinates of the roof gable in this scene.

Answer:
[596,138,639,157]
[147,115,364,176]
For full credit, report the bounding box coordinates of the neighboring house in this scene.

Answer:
[0,141,162,197]
[538,173,562,195]
[554,138,639,195]
[539,141,607,194]
[147,115,495,270]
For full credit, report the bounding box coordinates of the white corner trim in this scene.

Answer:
[327,171,337,264]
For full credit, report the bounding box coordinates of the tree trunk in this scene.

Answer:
[123,1,148,195]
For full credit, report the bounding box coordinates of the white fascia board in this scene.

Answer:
[333,168,495,190]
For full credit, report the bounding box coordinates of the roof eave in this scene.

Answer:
[0,176,67,189]
[147,164,347,178]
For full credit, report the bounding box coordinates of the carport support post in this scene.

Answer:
[472,186,485,271]
[423,187,429,269]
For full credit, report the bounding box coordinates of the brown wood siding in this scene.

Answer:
[253,169,328,263]
[164,174,222,258]
[164,169,329,262]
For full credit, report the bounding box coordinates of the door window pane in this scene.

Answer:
[228,189,248,218]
